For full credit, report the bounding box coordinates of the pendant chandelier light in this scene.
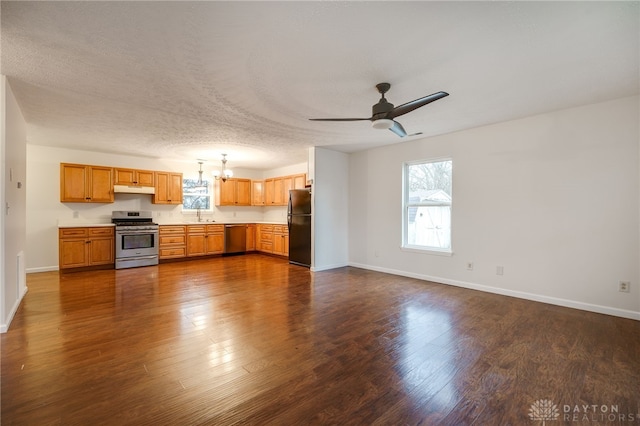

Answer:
[196,160,205,185]
[212,154,233,182]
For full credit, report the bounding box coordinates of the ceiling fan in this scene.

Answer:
[309,83,449,137]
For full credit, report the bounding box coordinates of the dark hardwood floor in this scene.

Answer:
[2,254,639,425]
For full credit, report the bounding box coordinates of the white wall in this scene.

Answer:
[26,145,306,271]
[312,147,349,271]
[349,96,640,320]
[2,76,28,332]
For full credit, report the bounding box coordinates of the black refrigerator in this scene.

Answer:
[287,189,312,267]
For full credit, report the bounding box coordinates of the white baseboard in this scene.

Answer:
[311,261,349,272]
[1,286,28,333]
[348,262,640,321]
[26,266,59,273]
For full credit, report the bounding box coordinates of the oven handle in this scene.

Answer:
[115,230,159,235]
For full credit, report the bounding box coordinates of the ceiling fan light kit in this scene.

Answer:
[371,119,394,130]
[310,82,449,138]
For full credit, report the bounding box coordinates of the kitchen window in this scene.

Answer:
[402,158,452,254]
[182,178,211,210]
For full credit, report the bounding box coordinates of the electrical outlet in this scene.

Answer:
[619,281,630,293]
[466,262,474,271]
[496,266,504,276]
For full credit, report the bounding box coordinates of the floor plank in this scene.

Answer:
[2,254,639,425]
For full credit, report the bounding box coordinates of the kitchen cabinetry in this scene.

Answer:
[60,163,114,203]
[215,178,251,206]
[114,168,155,187]
[187,224,224,256]
[246,224,256,251]
[257,224,288,256]
[251,181,265,206]
[153,171,183,205]
[273,225,289,256]
[159,225,187,259]
[263,173,307,206]
[293,173,307,189]
[59,227,114,269]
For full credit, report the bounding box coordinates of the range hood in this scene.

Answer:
[113,184,155,195]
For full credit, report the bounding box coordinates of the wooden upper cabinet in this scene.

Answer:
[60,163,114,203]
[251,180,265,206]
[114,168,155,187]
[293,173,307,189]
[153,171,183,205]
[215,178,251,206]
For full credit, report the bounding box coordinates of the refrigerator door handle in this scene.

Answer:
[287,215,291,232]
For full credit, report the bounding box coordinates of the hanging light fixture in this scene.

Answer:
[212,154,233,182]
[196,160,205,185]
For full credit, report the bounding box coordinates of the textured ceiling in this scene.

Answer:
[1,1,638,170]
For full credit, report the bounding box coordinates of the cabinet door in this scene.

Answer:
[273,178,284,205]
[281,177,293,206]
[264,179,275,205]
[114,168,136,185]
[154,172,183,204]
[59,238,89,268]
[60,164,88,202]
[154,172,170,204]
[246,225,256,251]
[293,174,307,189]
[218,180,236,205]
[251,181,264,206]
[169,173,183,204]
[273,232,284,255]
[236,179,252,205]
[89,237,114,265]
[187,233,207,256]
[89,166,114,202]
[136,170,155,186]
[207,234,224,254]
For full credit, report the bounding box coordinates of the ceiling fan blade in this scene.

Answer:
[389,120,407,137]
[388,91,449,119]
[309,117,371,121]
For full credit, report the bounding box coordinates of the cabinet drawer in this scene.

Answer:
[159,235,186,246]
[261,232,273,242]
[273,225,287,234]
[261,225,273,233]
[159,247,187,258]
[160,225,186,235]
[187,225,207,234]
[89,227,114,237]
[60,228,89,238]
[207,224,224,233]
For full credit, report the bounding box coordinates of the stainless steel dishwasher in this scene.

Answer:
[224,224,246,254]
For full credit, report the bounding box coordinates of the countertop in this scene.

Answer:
[58,221,286,228]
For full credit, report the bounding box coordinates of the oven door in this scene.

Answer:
[115,229,159,259]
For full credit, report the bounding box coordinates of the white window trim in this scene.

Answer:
[182,178,213,212]
[401,157,453,255]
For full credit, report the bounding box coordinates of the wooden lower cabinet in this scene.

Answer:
[59,227,114,270]
[159,225,187,259]
[246,224,256,251]
[257,224,288,256]
[273,225,289,257]
[187,224,224,256]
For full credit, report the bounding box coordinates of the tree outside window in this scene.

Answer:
[183,178,211,210]
[404,159,452,252]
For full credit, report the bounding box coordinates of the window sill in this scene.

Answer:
[401,245,453,257]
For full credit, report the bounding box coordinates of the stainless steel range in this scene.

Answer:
[111,211,159,269]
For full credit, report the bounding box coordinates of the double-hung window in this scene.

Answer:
[182,178,211,210]
[403,158,452,254]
